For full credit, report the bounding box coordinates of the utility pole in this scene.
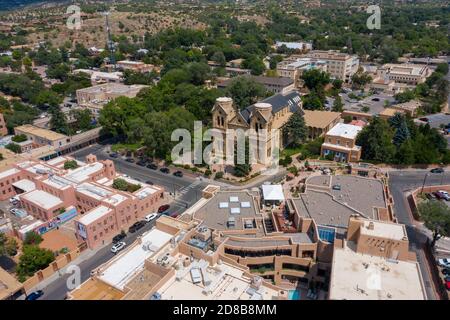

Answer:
[421,173,429,194]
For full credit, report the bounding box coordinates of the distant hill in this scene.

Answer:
[0,0,48,12]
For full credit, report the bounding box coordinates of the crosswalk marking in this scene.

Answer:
[178,180,202,194]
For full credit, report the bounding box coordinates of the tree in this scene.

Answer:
[225,77,267,110]
[356,117,396,163]
[332,96,344,112]
[395,140,415,165]
[242,55,265,76]
[49,106,69,135]
[0,234,18,257]
[351,69,372,90]
[233,138,252,177]
[16,245,55,281]
[332,79,343,91]
[70,109,93,132]
[302,93,323,110]
[11,134,27,143]
[395,89,415,103]
[211,51,226,67]
[34,90,62,108]
[24,231,43,246]
[64,160,78,170]
[417,200,450,248]
[5,143,21,154]
[112,178,130,191]
[301,69,330,91]
[283,111,307,147]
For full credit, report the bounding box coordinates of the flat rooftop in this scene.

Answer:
[194,191,259,231]
[76,182,113,201]
[15,124,67,141]
[64,162,104,183]
[98,228,173,290]
[329,242,426,300]
[0,167,20,179]
[295,175,387,233]
[304,110,341,129]
[78,205,112,225]
[158,259,280,300]
[0,267,22,300]
[360,220,407,241]
[12,179,36,193]
[326,123,362,139]
[21,189,63,210]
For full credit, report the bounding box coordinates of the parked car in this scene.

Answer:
[147,163,158,170]
[430,167,444,173]
[9,208,19,215]
[158,204,170,214]
[109,152,118,158]
[125,157,135,163]
[426,193,437,200]
[144,213,158,222]
[446,279,450,290]
[433,191,445,200]
[173,170,183,178]
[111,241,126,254]
[438,190,450,201]
[419,117,429,123]
[332,184,341,191]
[438,258,450,268]
[112,233,126,244]
[160,167,170,174]
[136,159,147,166]
[371,97,380,102]
[26,290,44,300]
[442,268,450,276]
[145,180,154,185]
[128,220,146,233]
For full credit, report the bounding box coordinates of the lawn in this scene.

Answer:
[111,142,143,153]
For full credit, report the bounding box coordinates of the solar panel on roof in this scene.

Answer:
[219,202,229,208]
[241,202,251,208]
[229,196,239,202]
[230,207,241,214]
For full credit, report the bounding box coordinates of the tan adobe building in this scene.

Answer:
[303,110,341,140]
[76,83,148,119]
[116,60,154,73]
[276,57,328,87]
[14,124,69,149]
[321,123,362,162]
[302,50,360,82]
[376,63,431,85]
[211,92,303,166]
[0,267,24,300]
[390,100,421,117]
[68,174,425,300]
[329,216,426,300]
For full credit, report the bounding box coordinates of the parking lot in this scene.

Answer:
[340,92,396,115]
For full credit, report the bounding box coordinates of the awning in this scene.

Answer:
[262,184,285,201]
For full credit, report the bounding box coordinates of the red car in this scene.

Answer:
[158,204,170,214]
[446,279,450,291]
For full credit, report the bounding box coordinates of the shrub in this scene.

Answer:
[215,171,224,179]
[204,169,212,177]
[63,160,78,170]
[24,231,43,246]
[5,142,21,154]
[11,134,27,143]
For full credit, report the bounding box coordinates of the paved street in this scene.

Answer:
[388,169,450,300]
[40,218,159,300]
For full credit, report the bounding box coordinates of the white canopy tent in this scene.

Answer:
[261,184,285,201]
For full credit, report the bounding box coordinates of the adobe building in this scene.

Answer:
[0,154,166,249]
[320,123,363,162]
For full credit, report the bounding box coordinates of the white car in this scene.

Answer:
[9,196,19,204]
[438,258,450,268]
[111,241,126,254]
[144,213,158,222]
[9,208,19,214]
[438,190,450,201]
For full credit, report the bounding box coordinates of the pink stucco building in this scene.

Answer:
[0,154,166,249]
